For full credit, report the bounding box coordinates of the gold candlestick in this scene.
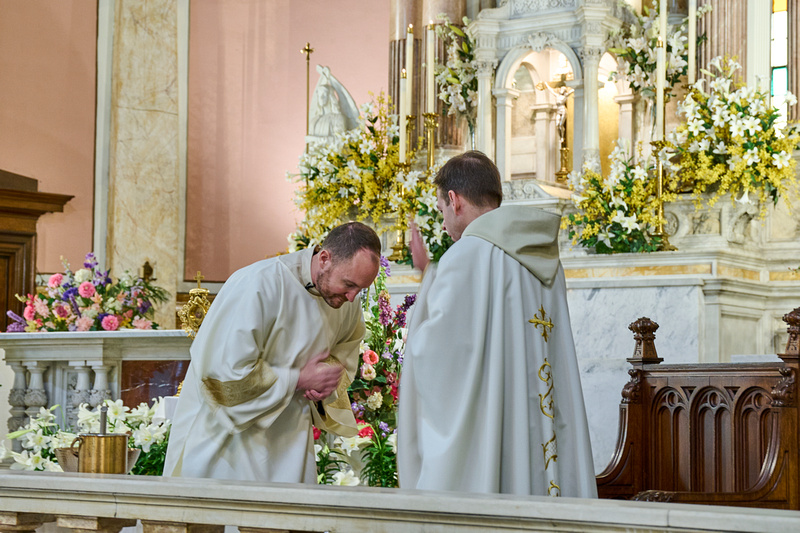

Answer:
[423,112,438,169]
[554,139,570,184]
[406,115,417,157]
[650,140,676,251]
[388,162,411,262]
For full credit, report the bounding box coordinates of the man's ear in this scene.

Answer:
[449,189,463,214]
[318,249,331,268]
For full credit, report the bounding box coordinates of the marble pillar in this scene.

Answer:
[580,46,602,168]
[614,92,636,159]
[698,0,747,81]
[106,0,181,328]
[532,103,556,182]
[492,87,519,181]
[476,59,496,158]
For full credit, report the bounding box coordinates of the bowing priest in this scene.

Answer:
[164,222,381,483]
[398,151,596,497]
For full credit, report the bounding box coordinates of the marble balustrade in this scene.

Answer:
[1,471,800,533]
[0,330,191,450]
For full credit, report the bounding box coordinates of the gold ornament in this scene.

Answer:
[178,271,211,338]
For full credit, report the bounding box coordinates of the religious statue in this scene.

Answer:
[538,74,574,148]
[306,65,359,147]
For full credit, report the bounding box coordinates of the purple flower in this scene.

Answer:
[378,421,390,436]
[379,255,391,277]
[378,293,392,326]
[6,311,26,332]
[84,252,98,269]
[381,350,392,360]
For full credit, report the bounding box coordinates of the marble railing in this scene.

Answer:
[1,471,800,533]
[0,331,191,444]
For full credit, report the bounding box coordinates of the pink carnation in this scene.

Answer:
[78,281,96,298]
[132,316,152,330]
[75,316,94,331]
[48,273,63,288]
[23,305,35,321]
[362,349,379,365]
[101,315,120,331]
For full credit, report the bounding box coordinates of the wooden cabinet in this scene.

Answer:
[0,169,72,331]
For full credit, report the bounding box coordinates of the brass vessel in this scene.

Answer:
[70,433,131,474]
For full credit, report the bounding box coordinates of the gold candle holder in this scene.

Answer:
[650,140,676,251]
[554,140,570,184]
[423,112,438,169]
[388,162,411,262]
[406,115,417,158]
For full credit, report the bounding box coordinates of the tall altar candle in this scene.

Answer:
[688,0,697,84]
[399,70,407,163]
[406,24,414,118]
[426,22,436,114]
[655,0,667,140]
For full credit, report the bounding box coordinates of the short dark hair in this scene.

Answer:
[433,150,502,208]
[321,221,381,262]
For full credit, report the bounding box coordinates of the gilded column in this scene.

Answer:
[789,0,800,121]
[106,0,180,327]
[492,87,519,181]
[581,46,603,168]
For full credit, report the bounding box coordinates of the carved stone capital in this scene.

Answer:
[527,32,556,53]
[579,45,604,64]
[628,317,662,363]
[772,367,796,408]
[621,369,643,404]
[475,60,497,78]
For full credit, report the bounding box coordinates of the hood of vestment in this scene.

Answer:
[461,204,561,286]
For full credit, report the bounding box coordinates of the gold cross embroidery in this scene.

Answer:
[529,305,554,342]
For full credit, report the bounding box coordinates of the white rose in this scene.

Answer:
[74,269,93,283]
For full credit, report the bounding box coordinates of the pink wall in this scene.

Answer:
[186,1,390,281]
[0,1,97,274]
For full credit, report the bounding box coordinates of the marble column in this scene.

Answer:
[614,92,636,159]
[492,88,519,181]
[106,0,181,328]
[532,103,557,183]
[7,363,27,452]
[571,85,585,172]
[390,0,422,144]
[88,364,112,408]
[68,363,92,427]
[697,0,747,80]
[476,59,497,158]
[789,0,800,121]
[581,46,602,168]
[22,362,47,421]
[745,0,771,90]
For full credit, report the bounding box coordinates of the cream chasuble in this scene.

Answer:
[164,247,363,483]
[398,205,597,497]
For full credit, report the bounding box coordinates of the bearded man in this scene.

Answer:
[164,222,380,483]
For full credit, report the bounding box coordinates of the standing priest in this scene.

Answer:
[164,222,381,483]
[398,151,596,497]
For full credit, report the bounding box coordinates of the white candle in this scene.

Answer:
[406,24,414,119]
[688,0,697,85]
[656,0,668,140]
[426,22,435,114]
[399,70,407,163]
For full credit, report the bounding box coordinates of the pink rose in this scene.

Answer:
[48,273,63,288]
[23,305,35,321]
[362,349,379,365]
[76,316,94,331]
[313,426,321,440]
[101,315,120,331]
[132,316,152,330]
[78,281,96,298]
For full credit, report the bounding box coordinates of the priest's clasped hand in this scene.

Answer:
[297,351,342,401]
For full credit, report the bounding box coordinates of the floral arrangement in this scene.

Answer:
[6,252,169,333]
[608,0,711,102]
[2,398,170,475]
[564,139,673,254]
[315,257,415,487]
[435,14,478,136]
[664,57,800,214]
[289,93,414,250]
[397,163,453,265]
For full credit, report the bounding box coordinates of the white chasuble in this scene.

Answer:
[163,247,363,483]
[398,205,597,497]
